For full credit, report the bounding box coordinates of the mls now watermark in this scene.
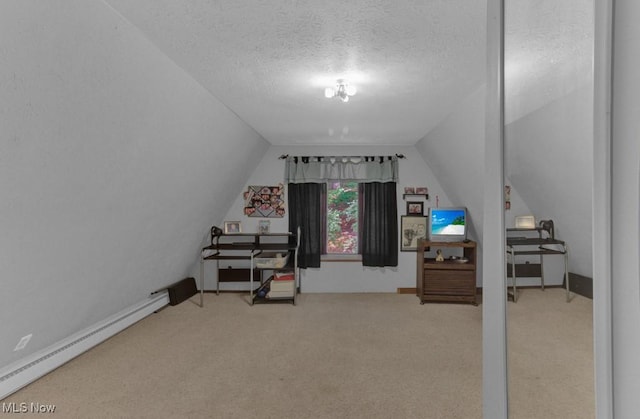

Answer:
[2,402,56,413]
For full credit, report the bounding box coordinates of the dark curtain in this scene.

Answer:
[361,182,398,267]
[288,183,324,268]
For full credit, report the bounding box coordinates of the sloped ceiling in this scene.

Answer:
[505,0,593,124]
[105,0,487,145]
[104,0,592,146]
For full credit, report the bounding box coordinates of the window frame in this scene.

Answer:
[321,180,362,261]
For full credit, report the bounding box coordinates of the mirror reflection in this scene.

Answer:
[504,1,595,417]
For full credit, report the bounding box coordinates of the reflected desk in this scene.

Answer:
[506,228,569,303]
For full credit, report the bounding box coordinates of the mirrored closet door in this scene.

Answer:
[503,1,595,417]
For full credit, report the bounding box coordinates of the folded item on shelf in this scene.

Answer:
[255,252,289,269]
[274,271,295,281]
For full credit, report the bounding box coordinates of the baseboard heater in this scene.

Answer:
[0,292,169,400]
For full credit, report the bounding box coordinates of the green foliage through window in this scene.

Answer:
[326,181,358,254]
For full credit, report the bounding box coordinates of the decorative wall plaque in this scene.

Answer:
[243,184,285,218]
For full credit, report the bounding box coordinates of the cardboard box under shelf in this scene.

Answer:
[270,279,295,293]
[267,289,294,298]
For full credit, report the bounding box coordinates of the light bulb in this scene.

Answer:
[324,87,335,98]
[345,85,357,96]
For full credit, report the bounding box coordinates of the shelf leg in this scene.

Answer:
[216,259,220,295]
[250,252,254,306]
[199,256,204,308]
[511,247,517,303]
[564,245,570,302]
[540,251,545,291]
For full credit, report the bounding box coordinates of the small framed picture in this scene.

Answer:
[415,187,428,195]
[404,187,415,194]
[224,221,241,234]
[406,201,424,215]
[258,220,271,234]
[401,215,428,251]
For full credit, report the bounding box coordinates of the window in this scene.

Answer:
[286,155,399,267]
[326,181,359,255]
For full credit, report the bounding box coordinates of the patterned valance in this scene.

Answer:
[284,155,399,184]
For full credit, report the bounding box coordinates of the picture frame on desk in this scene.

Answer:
[258,220,270,234]
[401,215,427,251]
[224,221,241,234]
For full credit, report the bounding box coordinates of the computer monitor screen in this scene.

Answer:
[428,207,468,242]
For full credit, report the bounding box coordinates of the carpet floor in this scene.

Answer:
[3,289,593,419]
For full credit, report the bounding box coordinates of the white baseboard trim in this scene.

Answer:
[0,292,169,400]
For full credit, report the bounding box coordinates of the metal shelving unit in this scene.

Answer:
[506,222,570,302]
[199,228,299,306]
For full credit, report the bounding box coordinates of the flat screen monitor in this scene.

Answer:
[428,207,468,242]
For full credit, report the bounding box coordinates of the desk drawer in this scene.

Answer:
[424,270,475,295]
[506,263,541,277]
[218,268,260,282]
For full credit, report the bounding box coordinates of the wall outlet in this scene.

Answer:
[14,334,32,351]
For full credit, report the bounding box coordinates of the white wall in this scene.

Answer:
[414,84,559,288]
[506,84,594,278]
[416,80,593,286]
[611,0,640,413]
[0,0,268,367]
[197,145,454,293]
[416,86,487,242]
[415,86,488,285]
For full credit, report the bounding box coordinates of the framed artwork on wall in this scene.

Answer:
[504,185,511,210]
[406,201,424,215]
[401,215,428,251]
[243,184,285,218]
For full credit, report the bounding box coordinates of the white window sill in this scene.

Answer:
[321,254,362,262]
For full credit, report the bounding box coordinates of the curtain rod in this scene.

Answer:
[278,154,405,160]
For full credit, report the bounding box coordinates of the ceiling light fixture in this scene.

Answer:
[324,79,357,102]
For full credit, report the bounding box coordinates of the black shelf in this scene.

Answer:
[402,193,429,200]
[252,295,295,305]
[253,243,298,251]
[203,254,251,261]
[201,230,299,305]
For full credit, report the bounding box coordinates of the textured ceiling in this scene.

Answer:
[505,0,593,124]
[104,0,592,145]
